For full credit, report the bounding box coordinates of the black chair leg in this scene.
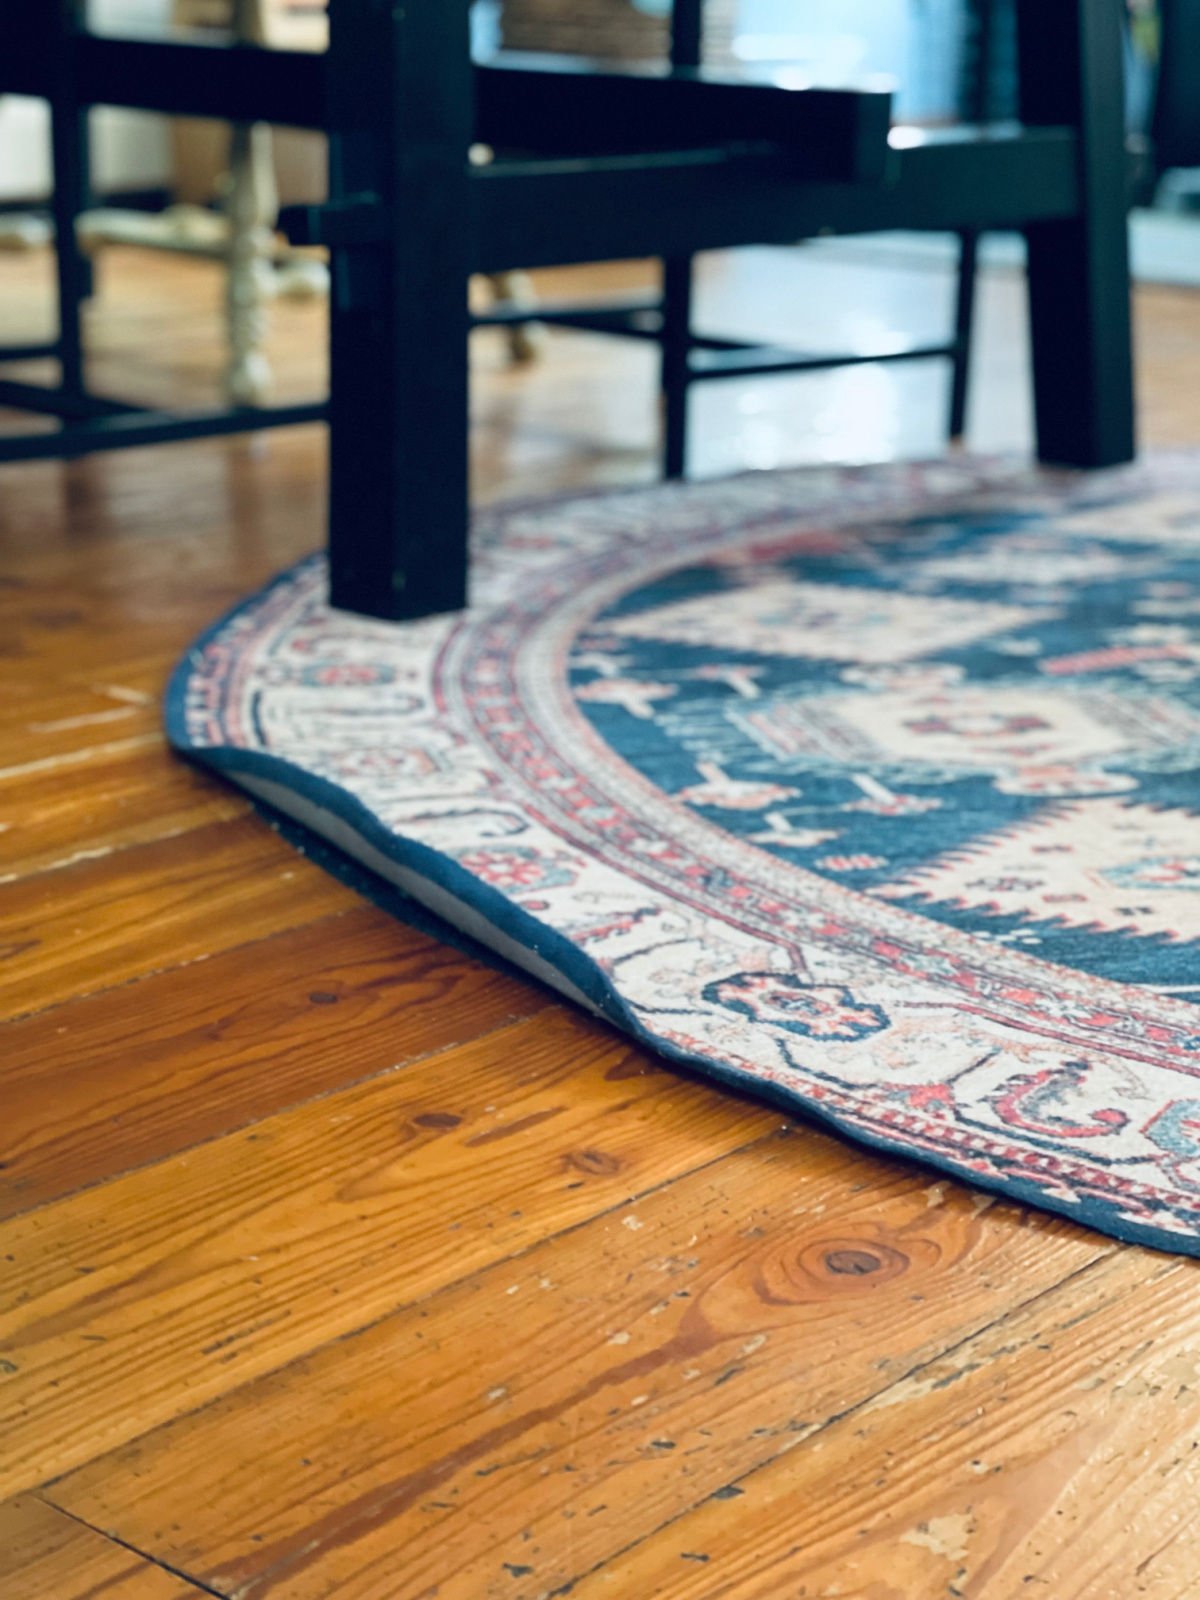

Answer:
[660,254,693,479]
[948,229,980,441]
[49,1,93,406]
[659,0,703,481]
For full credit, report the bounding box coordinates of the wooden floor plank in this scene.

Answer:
[0,439,323,585]
[0,812,361,1021]
[0,503,322,717]
[0,1494,202,1600]
[0,537,312,636]
[1137,282,1200,448]
[46,1133,1109,1600]
[0,638,166,707]
[0,1008,780,1497]
[0,620,240,709]
[559,1247,1200,1600]
[0,673,165,770]
[0,742,249,884]
[0,905,550,1220]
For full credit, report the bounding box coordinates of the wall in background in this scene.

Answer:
[500,0,737,63]
[734,0,967,120]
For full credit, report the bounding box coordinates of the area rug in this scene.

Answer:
[168,456,1200,1254]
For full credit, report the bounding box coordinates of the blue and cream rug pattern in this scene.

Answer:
[169,456,1200,1253]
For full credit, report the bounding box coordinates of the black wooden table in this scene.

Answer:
[0,0,1135,621]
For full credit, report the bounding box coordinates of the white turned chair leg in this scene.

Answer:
[223,0,276,405]
[490,270,546,364]
[223,117,277,406]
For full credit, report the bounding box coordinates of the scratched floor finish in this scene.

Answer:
[5,248,1200,1599]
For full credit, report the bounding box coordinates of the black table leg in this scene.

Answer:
[325,0,472,621]
[1017,0,1135,467]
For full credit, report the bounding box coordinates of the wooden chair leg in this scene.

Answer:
[223,0,276,406]
[490,270,544,364]
[224,119,277,406]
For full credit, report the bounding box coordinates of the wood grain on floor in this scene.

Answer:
[0,813,362,1021]
[46,1143,1107,1600]
[3,243,1200,1597]
[0,1494,205,1600]
[0,905,550,1219]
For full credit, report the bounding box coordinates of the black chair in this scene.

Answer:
[0,0,1136,623]
[487,0,995,473]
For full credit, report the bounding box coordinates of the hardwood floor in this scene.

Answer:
[4,242,1200,1598]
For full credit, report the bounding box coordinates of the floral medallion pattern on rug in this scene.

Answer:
[170,456,1200,1252]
